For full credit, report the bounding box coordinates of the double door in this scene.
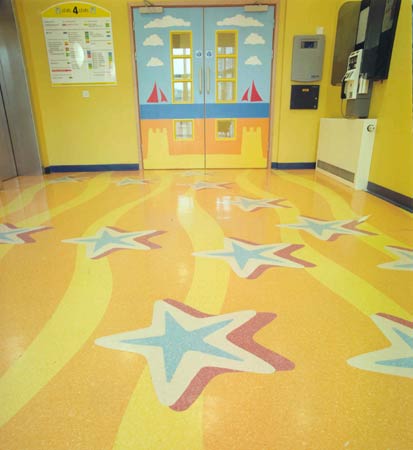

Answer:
[133,6,275,169]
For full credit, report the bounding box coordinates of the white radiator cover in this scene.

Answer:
[316,118,377,190]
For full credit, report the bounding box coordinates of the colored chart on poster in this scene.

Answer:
[42,2,116,85]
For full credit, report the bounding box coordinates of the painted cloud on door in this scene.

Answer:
[245,32,266,45]
[143,34,164,46]
[146,57,164,67]
[144,15,191,28]
[217,14,264,27]
[245,56,262,66]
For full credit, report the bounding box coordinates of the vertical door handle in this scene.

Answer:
[199,67,203,94]
[207,66,211,95]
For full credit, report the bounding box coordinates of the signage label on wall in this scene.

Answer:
[42,2,117,85]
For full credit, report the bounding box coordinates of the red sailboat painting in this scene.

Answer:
[147,82,168,103]
[241,81,263,102]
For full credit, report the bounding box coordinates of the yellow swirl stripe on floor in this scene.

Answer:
[113,366,204,450]
[237,171,411,321]
[0,182,46,220]
[17,173,112,228]
[0,174,112,261]
[178,190,229,314]
[113,189,229,450]
[277,171,412,249]
[0,175,173,428]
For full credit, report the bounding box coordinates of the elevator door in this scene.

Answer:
[0,0,42,178]
[0,85,17,181]
[133,6,275,169]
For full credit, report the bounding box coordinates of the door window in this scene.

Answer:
[174,120,194,140]
[216,31,237,103]
[171,32,193,103]
[216,119,236,140]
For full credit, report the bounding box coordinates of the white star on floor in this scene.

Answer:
[48,176,86,184]
[181,171,214,177]
[230,196,290,212]
[62,226,164,259]
[278,215,375,241]
[378,246,413,271]
[193,237,314,278]
[179,181,232,191]
[0,223,51,244]
[347,314,413,378]
[95,299,294,410]
[116,178,152,186]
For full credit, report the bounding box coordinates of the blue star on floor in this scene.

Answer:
[0,223,51,244]
[230,196,290,212]
[62,226,164,259]
[48,176,86,184]
[116,178,153,186]
[95,299,294,411]
[348,314,413,378]
[378,246,413,271]
[179,181,232,191]
[278,215,376,241]
[193,237,315,278]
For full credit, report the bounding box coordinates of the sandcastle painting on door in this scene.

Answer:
[133,7,275,169]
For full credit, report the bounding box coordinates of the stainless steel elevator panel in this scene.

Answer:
[0,85,17,181]
[0,0,42,176]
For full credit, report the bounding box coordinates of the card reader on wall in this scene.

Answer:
[291,35,325,82]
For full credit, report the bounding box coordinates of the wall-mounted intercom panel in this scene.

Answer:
[291,35,325,82]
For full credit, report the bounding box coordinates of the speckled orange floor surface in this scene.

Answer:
[0,169,412,450]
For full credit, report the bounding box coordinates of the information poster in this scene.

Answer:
[42,2,117,85]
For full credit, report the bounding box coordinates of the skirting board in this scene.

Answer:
[367,182,413,213]
[316,160,355,183]
[44,164,140,173]
[316,166,354,189]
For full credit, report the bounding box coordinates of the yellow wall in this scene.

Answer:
[272,0,338,164]
[15,0,413,198]
[14,0,140,166]
[323,0,413,198]
[273,0,412,198]
[366,0,412,197]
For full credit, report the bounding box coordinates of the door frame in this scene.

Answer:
[128,1,280,170]
[0,83,17,181]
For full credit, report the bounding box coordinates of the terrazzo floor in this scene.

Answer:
[0,169,412,450]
